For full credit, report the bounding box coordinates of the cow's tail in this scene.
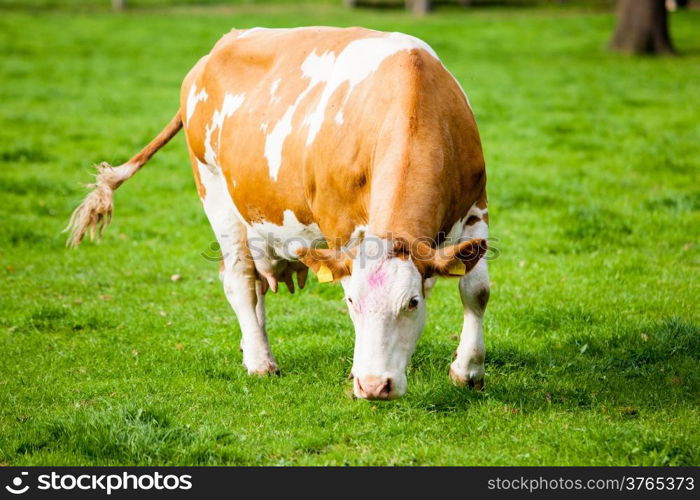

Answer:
[64,110,183,248]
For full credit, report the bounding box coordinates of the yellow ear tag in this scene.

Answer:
[447,260,466,276]
[317,265,334,283]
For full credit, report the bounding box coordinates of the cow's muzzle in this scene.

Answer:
[354,375,397,400]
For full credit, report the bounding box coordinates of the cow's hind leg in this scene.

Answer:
[221,234,277,375]
[450,203,490,389]
[195,159,278,375]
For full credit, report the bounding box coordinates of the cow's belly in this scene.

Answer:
[195,156,322,291]
[248,210,325,261]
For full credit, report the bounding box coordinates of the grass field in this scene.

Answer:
[1,3,699,466]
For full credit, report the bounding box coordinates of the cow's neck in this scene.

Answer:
[362,94,469,247]
[366,162,448,247]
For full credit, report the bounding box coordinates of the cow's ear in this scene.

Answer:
[296,247,353,283]
[424,238,487,278]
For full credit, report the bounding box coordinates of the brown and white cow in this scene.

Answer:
[66,27,490,400]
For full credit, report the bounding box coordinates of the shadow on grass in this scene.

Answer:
[15,407,189,462]
[10,405,253,465]
[198,313,698,417]
[406,317,699,413]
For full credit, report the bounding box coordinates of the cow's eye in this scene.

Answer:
[347,297,354,305]
[407,297,420,311]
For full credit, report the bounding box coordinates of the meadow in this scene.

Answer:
[0,3,698,465]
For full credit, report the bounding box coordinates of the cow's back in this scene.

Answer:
[181,27,483,250]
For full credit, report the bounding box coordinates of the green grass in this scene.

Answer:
[0,4,698,466]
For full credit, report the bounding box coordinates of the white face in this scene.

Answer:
[341,239,426,400]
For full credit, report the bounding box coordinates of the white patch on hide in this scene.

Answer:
[250,209,324,261]
[186,84,209,123]
[204,93,245,168]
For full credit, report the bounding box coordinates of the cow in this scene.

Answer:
[65,27,490,400]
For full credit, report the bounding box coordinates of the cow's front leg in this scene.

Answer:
[222,231,278,376]
[450,208,489,389]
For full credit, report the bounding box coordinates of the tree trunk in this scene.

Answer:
[610,0,675,55]
[112,0,125,11]
[406,0,431,16]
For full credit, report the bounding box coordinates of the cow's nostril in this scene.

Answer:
[379,378,392,397]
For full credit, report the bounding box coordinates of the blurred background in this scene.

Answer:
[1,1,695,53]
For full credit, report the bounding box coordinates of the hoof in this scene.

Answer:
[449,366,484,390]
[246,359,280,376]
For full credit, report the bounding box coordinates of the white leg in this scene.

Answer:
[255,279,266,331]
[196,159,277,375]
[236,269,266,353]
[221,237,278,375]
[450,215,489,389]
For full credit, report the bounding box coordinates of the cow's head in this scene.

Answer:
[298,235,487,400]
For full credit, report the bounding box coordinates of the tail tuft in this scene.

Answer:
[64,109,182,248]
[64,162,122,248]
